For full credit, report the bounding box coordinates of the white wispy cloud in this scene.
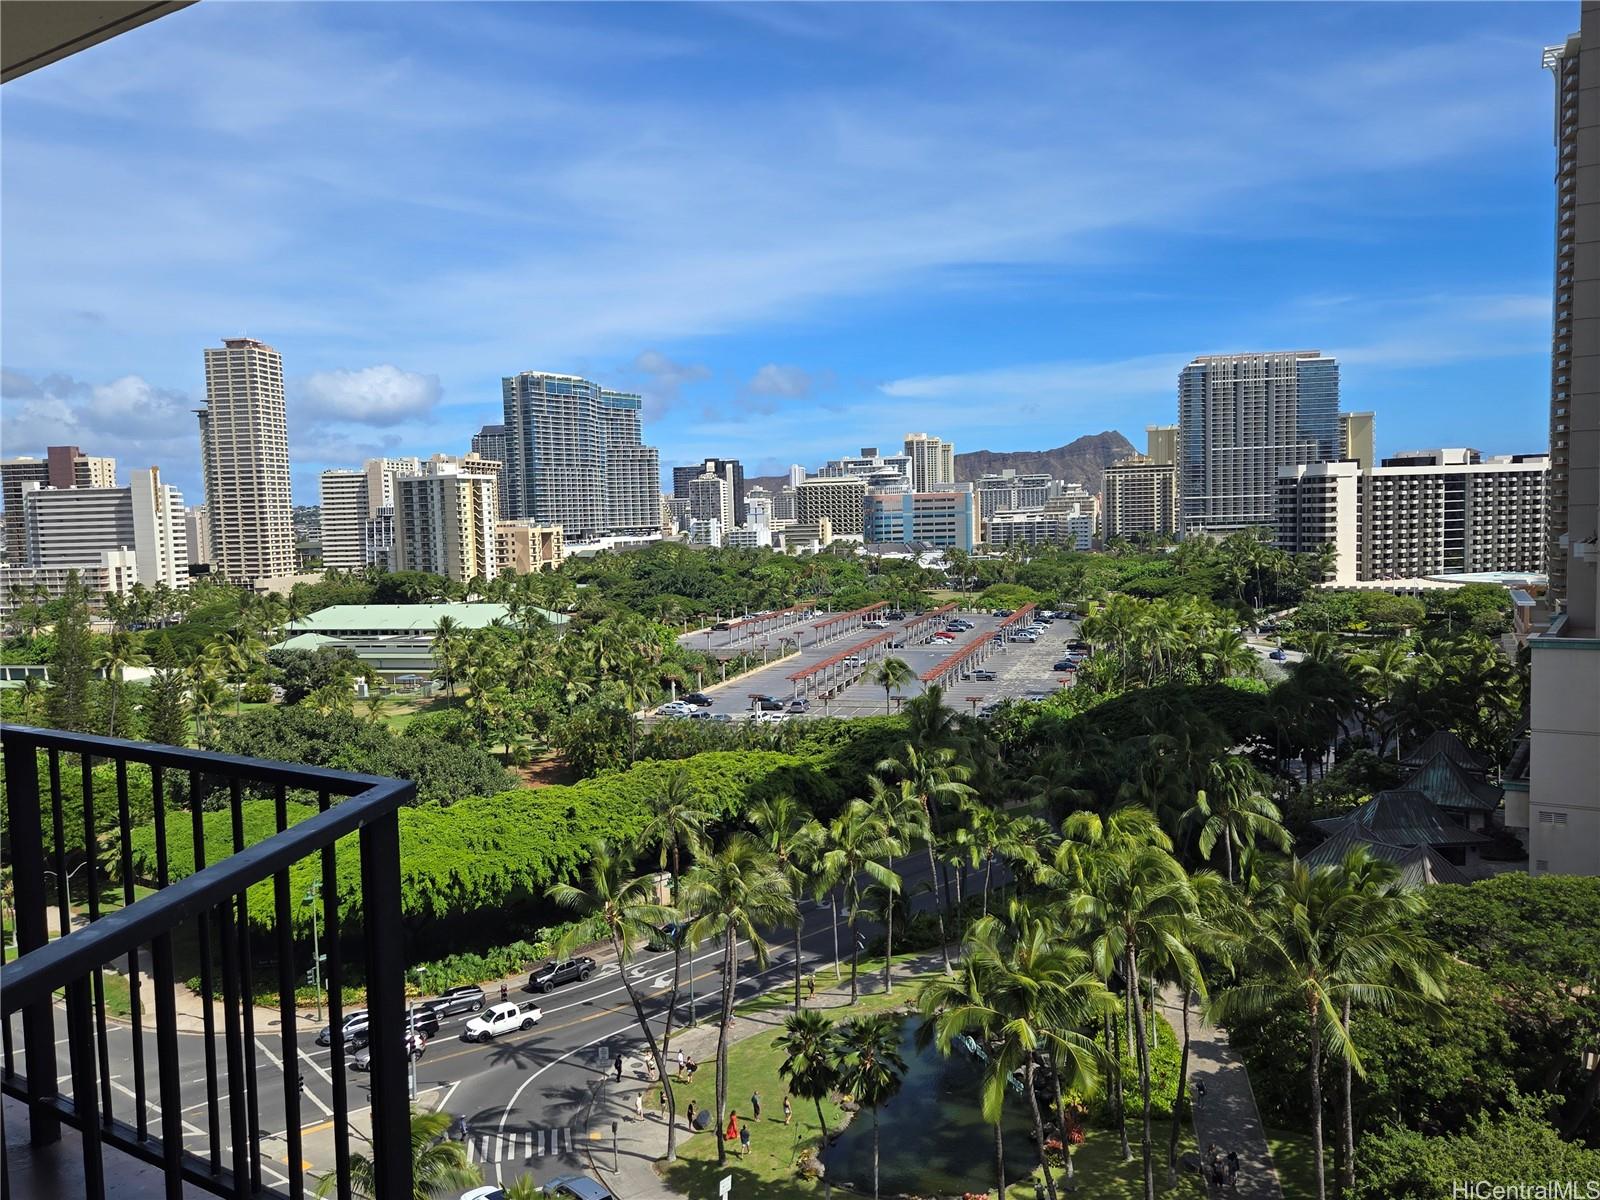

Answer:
[299,365,441,426]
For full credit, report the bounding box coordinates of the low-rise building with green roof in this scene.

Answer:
[273,603,567,682]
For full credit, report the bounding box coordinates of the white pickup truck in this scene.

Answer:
[461,1001,543,1042]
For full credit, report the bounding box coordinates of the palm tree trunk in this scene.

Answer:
[848,903,860,1003]
[1048,1047,1077,1187]
[882,895,893,995]
[1127,952,1155,1200]
[1224,832,1234,886]
[1341,998,1355,1192]
[1024,1057,1059,1200]
[993,1119,1006,1198]
[1167,989,1190,1186]
[982,855,993,918]
[872,1108,880,1200]
[1109,1014,1131,1161]
[1308,999,1326,1200]
[716,932,737,1165]
[923,836,951,974]
[794,886,805,1013]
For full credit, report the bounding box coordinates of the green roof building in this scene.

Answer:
[274,603,566,682]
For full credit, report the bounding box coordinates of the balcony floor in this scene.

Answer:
[4,1095,215,1199]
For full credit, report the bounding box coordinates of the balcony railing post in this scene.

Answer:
[359,806,412,1199]
[1,735,59,1144]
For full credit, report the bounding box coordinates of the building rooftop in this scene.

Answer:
[1301,825,1473,886]
[1399,730,1491,774]
[1312,788,1491,848]
[286,602,567,634]
[1404,751,1503,813]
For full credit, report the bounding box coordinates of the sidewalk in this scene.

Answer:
[585,955,943,1198]
[1157,989,1284,1200]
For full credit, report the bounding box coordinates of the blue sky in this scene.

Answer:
[0,1,1572,505]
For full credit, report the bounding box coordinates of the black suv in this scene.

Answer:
[418,985,485,1020]
[682,692,713,707]
[408,1008,441,1038]
[317,1010,369,1048]
[528,956,597,993]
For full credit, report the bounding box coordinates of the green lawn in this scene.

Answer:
[660,973,1204,1200]
[1264,1126,1319,1199]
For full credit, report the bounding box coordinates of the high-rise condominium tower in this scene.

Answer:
[501,372,662,540]
[903,433,956,492]
[197,338,296,583]
[1177,350,1341,536]
[1,446,116,562]
[471,424,512,518]
[672,459,746,526]
[392,460,498,582]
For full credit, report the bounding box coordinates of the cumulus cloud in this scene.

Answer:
[299,365,441,426]
[630,349,710,417]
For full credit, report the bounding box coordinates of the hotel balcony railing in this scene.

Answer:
[0,725,415,1199]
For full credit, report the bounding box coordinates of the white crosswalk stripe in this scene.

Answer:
[469,1129,579,1163]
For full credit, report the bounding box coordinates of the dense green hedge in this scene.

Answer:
[126,749,821,940]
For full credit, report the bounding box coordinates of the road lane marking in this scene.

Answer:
[494,1024,621,1185]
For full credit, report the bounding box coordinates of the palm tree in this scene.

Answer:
[835,1013,907,1200]
[94,630,148,737]
[822,799,902,1001]
[1212,857,1432,1200]
[775,1009,842,1152]
[870,656,917,715]
[1196,628,1258,683]
[876,742,975,973]
[314,1107,477,1199]
[747,793,826,1011]
[189,671,227,749]
[548,842,683,1159]
[1179,758,1290,884]
[865,776,927,992]
[432,616,463,697]
[681,836,796,1165]
[1326,849,1444,1192]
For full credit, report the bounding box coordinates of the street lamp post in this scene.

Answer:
[302,881,324,1022]
[410,966,426,1100]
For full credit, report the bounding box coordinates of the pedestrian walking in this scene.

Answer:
[676,1048,687,1077]
[750,1089,762,1120]
[783,1095,792,1126]
[1227,1150,1239,1185]
[807,974,816,999]
[725,1112,740,1142]
[500,982,508,1004]
[634,1091,645,1120]
[1195,1079,1207,1099]
[658,1087,668,1118]
[739,1123,752,1157]
[685,1100,698,1131]
[614,1053,625,1082]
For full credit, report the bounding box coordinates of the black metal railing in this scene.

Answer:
[0,725,415,1199]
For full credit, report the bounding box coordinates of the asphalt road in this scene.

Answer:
[9,853,954,1195]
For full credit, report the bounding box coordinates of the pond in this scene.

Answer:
[820,1018,1041,1197]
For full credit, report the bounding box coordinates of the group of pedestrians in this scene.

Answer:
[1205,1143,1241,1191]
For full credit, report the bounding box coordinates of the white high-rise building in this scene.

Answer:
[198,338,296,583]
[19,466,187,590]
[391,460,498,582]
[318,470,369,572]
[788,464,806,489]
[796,476,867,536]
[185,504,211,568]
[1274,450,1548,585]
[1178,351,1341,535]
[2,446,117,562]
[903,433,956,492]
[687,473,733,547]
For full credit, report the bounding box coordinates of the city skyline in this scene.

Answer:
[0,2,1566,505]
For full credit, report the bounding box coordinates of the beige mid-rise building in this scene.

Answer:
[392,461,498,583]
[1103,454,1180,541]
[197,338,296,584]
[2,446,117,562]
[1340,412,1376,472]
[495,520,564,575]
[319,470,369,573]
[1522,19,1600,878]
[185,504,211,568]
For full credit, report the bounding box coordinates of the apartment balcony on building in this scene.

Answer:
[0,725,416,1199]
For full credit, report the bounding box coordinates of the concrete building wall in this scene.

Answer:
[1104,454,1180,540]
[319,470,369,572]
[795,476,866,536]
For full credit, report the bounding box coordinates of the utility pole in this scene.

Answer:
[410,966,427,1100]
[303,881,324,1022]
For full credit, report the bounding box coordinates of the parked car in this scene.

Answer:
[688,710,712,721]
[993,609,1013,617]
[540,1176,617,1200]
[528,957,596,994]
[755,697,784,712]
[884,610,906,621]
[971,669,997,681]
[657,701,693,717]
[1053,659,1077,672]
[682,692,713,707]
[863,619,889,629]
[419,985,486,1020]
[353,1030,427,1071]
[755,710,787,724]
[711,621,732,631]
[842,655,864,667]
[462,1001,542,1042]
[710,713,734,724]
[408,1008,441,1038]
[1066,640,1090,652]
[1269,648,1288,662]
[787,698,810,713]
[317,1010,369,1048]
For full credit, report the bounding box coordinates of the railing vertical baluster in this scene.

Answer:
[48,751,69,950]
[191,768,222,1176]
[80,753,113,1129]
[360,808,410,1200]
[64,975,105,1197]
[228,778,263,1193]
[150,931,186,1200]
[320,790,351,1200]
[5,736,59,1143]
[216,897,250,1200]
[115,759,149,1142]
[273,783,305,1199]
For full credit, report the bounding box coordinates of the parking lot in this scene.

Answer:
[661,609,1088,723]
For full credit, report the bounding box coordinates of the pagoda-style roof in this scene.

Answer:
[1301,825,1472,886]
[1312,789,1491,848]
[1406,751,1503,813]
[1399,730,1490,775]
